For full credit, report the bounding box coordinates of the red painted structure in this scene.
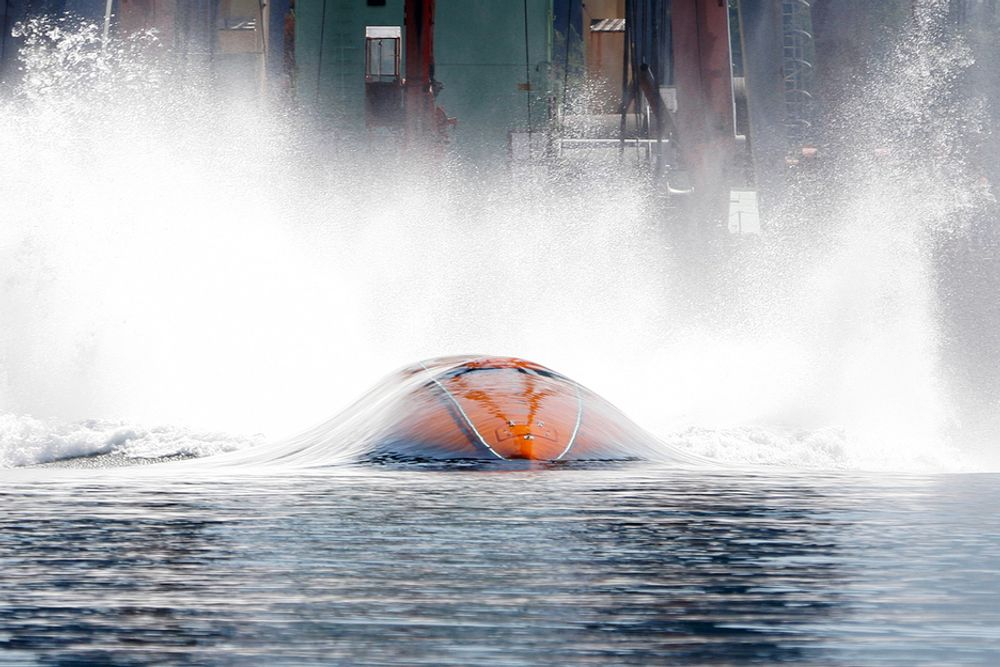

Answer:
[671,0,737,233]
[403,0,453,145]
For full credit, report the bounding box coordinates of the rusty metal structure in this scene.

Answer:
[398,0,453,145]
[671,0,737,234]
[615,0,740,236]
[3,0,998,235]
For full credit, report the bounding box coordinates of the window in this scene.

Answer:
[216,0,264,54]
[218,0,261,30]
[365,26,401,82]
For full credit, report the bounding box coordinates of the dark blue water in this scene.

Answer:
[1,465,997,665]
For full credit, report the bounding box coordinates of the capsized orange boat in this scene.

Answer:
[381,356,640,461]
[226,356,698,467]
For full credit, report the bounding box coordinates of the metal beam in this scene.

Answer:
[671,0,736,235]
[738,0,789,222]
[404,0,437,144]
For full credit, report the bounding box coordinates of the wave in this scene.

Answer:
[0,413,261,468]
[0,413,973,473]
[662,426,971,472]
[2,356,974,473]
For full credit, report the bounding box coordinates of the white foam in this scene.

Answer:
[663,425,973,473]
[0,10,996,474]
[0,413,261,468]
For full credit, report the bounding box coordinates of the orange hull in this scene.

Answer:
[397,357,582,460]
[224,355,690,468]
[365,356,668,462]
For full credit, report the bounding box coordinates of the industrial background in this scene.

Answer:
[1,0,998,236]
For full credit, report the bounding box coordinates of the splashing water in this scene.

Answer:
[0,6,995,471]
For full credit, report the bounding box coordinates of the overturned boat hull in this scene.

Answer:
[226,356,695,468]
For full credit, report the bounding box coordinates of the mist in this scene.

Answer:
[1,6,997,471]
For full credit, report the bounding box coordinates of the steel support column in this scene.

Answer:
[738,0,788,223]
[671,0,735,236]
[404,0,437,145]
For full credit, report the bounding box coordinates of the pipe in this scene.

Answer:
[102,0,113,47]
[638,61,688,188]
[316,0,328,104]
[522,0,532,132]
[638,64,662,136]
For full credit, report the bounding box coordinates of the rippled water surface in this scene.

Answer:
[1,466,997,665]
